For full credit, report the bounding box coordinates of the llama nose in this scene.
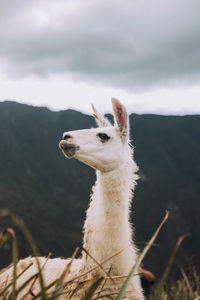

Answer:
[59,140,70,150]
[63,134,72,141]
[59,140,78,158]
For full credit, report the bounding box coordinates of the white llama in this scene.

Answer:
[0,99,144,300]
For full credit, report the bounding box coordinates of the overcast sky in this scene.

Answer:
[0,0,200,115]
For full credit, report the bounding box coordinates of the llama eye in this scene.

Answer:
[97,133,110,142]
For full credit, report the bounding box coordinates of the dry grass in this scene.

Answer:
[0,210,199,300]
[150,259,200,300]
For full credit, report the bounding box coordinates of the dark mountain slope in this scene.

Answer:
[0,101,199,278]
[131,114,200,275]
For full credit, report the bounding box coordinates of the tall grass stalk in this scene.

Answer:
[0,209,47,300]
[115,211,169,300]
[0,228,18,300]
[152,234,190,300]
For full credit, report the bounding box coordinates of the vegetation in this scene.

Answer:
[0,210,199,299]
[0,100,199,280]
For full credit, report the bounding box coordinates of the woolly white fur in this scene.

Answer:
[0,99,144,300]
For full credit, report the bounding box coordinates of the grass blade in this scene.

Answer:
[0,262,33,297]
[152,234,190,300]
[11,273,38,298]
[30,279,59,300]
[0,230,10,249]
[115,211,169,300]
[10,229,18,300]
[0,228,18,300]
[0,209,47,300]
[83,278,104,300]
[180,267,195,299]
[51,247,79,300]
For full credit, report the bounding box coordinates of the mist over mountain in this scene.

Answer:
[0,101,199,278]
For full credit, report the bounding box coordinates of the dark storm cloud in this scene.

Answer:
[0,0,200,90]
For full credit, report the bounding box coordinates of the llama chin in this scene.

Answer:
[0,99,144,300]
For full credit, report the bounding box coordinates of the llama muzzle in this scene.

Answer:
[59,140,78,158]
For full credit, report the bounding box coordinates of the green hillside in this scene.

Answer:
[0,101,199,279]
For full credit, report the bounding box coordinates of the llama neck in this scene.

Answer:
[82,157,138,273]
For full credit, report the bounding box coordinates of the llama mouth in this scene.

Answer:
[59,141,79,158]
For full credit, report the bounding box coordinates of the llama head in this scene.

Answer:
[59,98,131,172]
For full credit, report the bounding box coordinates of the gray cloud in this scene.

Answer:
[0,0,200,90]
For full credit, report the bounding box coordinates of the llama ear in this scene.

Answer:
[112,98,129,142]
[91,104,111,127]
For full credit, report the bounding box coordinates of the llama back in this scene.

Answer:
[0,256,82,299]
